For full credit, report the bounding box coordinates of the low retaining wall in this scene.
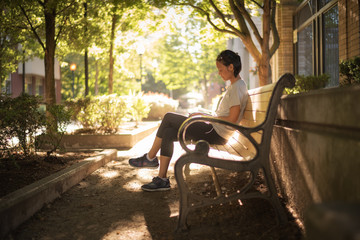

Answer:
[0,149,117,238]
[38,121,160,150]
[270,85,360,224]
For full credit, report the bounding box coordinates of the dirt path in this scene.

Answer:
[5,132,303,240]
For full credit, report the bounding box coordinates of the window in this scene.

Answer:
[323,6,339,86]
[25,76,33,95]
[2,74,12,94]
[294,0,339,87]
[297,24,313,76]
[35,77,44,96]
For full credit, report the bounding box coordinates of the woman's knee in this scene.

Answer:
[162,112,177,122]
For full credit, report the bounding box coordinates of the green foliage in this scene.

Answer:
[0,0,27,86]
[127,91,151,126]
[0,94,45,157]
[143,92,178,120]
[74,94,128,133]
[71,93,162,133]
[285,74,330,94]
[75,97,97,129]
[339,56,360,86]
[95,94,128,132]
[64,97,92,123]
[41,104,73,155]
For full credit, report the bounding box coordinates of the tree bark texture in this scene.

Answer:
[108,14,118,94]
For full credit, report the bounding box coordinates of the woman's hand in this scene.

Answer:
[188,112,211,117]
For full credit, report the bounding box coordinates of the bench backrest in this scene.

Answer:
[223,74,295,160]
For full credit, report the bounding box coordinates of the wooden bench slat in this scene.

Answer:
[247,82,276,95]
[211,144,236,160]
[242,110,267,121]
[227,132,256,158]
[245,101,270,111]
[248,91,273,103]
[239,119,265,128]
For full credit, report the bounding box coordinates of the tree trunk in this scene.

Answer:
[108,14,118,94]
[44,8,56,105]
[44,3,57,132]
[85,49,89,96]
[260,0,272,85]
[95,60,99,95]
[84,2,89,96]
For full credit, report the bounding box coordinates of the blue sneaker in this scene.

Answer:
[141,177,170,192]
[129,154,159,168]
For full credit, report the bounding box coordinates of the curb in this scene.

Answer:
[37,122,160,150]
[0,149,117,238]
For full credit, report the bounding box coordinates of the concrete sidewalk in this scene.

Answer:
[4,131,302,240]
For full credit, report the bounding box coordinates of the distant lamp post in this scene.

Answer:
[70,63,77,98]
[152,59,158,77]
[136,45,145,92]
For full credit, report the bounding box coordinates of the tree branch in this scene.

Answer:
[55,15,66,44]
[184,3,237,36]
[208,0,244,37]
[269,1,280,57]
[232,0,262,45]
[249,0,263,9]
[262,0,271,51]
[18,4,46,51]
[56,0,76,16]
[36,0,45,8]
[229,0,249,34]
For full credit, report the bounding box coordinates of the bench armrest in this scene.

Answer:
[177,115,261,154]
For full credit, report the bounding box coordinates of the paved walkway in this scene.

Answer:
[6,131,302,240]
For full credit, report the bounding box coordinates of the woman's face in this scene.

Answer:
[216,61,234,81]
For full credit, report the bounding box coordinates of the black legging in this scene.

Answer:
[156,112,227,157]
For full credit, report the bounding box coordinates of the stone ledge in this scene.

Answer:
[0,149,117,238]
[38,121,160,150]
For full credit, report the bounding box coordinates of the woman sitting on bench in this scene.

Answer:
[128,49,248,192]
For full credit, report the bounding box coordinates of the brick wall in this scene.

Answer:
[275,0,359,82]
[273,0,297,81]
[338,0,360,60]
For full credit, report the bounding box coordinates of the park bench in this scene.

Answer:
[174,73,295,231]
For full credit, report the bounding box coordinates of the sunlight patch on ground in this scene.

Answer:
[123,180,143,191]
[100,170,119,179]
[169,202,179,218]
[101,214,151,240]
[123,169,157,191]
[136,168,157,181]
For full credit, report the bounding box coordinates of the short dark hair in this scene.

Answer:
[216,50,242,77]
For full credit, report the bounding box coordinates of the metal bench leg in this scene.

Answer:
[175,155,191,231]
[210,166,222,196]
[262,167,288,224]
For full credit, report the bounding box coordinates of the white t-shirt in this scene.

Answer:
[213,79,248,140]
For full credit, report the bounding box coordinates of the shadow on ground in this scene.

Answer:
[6,157,302,240]
[5,132,303,240]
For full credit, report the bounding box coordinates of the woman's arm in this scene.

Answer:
[217,105,241,124]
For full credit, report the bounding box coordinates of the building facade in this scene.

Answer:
[4,57,62,103]
[273,0,359,85]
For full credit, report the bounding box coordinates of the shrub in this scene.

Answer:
[127,91,151,126]
[143,92,178,120]
[64,97,92,122]
[38,104,73,155]
[94,94,128,133]
[285,74,330,94]
[0,94,45,157]
[72,94,128,133]
[339,56,360,86]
